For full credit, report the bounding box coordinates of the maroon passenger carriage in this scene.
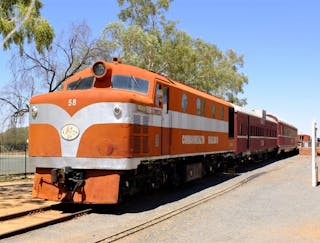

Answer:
[233,105,278,162]
[267,114,298,155]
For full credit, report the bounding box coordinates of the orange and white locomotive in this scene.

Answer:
[30,59,298,204]
[30,60,235,204]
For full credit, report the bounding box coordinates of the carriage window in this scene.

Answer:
[182,93,188,112]
[67,76,94,90]
[111,75,149,94]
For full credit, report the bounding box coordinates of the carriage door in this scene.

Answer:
[155,81,171,155]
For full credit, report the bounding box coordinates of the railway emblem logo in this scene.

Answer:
[61,124,80,141]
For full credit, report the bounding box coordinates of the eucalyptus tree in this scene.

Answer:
[101,0,248,105]
[0,0,54,53]
[0,22,99,128]
[117,0,172,31]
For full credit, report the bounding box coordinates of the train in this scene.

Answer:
[29,59,298,204]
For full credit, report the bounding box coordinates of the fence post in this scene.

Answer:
[24,142,27,179]
[312,121,318,187]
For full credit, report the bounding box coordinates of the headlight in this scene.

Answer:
[61,124,80,141]
[92,61,107,77]
[114,105,122,118]
[31,106,38,119]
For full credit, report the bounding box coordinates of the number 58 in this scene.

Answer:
[68,98,77,106]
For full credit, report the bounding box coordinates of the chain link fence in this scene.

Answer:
[0,143,35,176]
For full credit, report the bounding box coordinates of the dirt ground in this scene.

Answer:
[0,176,55,216]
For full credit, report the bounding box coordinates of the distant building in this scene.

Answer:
[297,134,311,148]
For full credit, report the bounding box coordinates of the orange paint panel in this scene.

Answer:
[32,168,120,204]
[145,125,161,154]
[77,124,163,158]
[79,170,120,204]
[130,125,162,157]
[29,124,61,156]
[77,124,131,158]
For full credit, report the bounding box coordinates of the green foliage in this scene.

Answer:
[0,127,28,151]
[101,22,163,71]
[0,0,54,53]
[101,1,248,105]
[117,0,172,31]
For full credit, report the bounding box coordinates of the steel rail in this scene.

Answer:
[0,204,57,221]
[99,158,293,243]
[0,205,92,240]
[95,171,267,243]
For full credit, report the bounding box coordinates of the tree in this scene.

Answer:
[0,127,28,151]
[15,21,98,93]
[0,0,54,53]
[100,0,248,105]
[99,21,165,72]
[0,67,35,129]
[0,22,99,128]
[117,0,172,31]
[191,40,248,105]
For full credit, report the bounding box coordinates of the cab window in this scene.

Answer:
[67,76,94,90]
[112,75,149,94]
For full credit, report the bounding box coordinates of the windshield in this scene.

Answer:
[67,76,94,90]
[111,75,149,94]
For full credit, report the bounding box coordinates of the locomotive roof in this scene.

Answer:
[46,61,233,110]
[109,62,233,107]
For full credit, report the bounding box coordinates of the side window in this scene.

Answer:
[221,107,225,120]
[155,84,163,107]
[212,104,216,118]
[201,99,205,116]
[182,93,188,112]
[196,98,205,116]
[196,98,201,115]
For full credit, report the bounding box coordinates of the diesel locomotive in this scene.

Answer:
[29,59,297,204]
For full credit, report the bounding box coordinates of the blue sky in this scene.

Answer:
[0,0,319,134]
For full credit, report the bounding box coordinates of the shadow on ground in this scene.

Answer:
[92,154,298,215]
[0,182,50,209]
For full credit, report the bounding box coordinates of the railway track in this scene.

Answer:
[0,204,92,240]
[0,158,291,241]
[95,158,293,242]
[95,171,268,243]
